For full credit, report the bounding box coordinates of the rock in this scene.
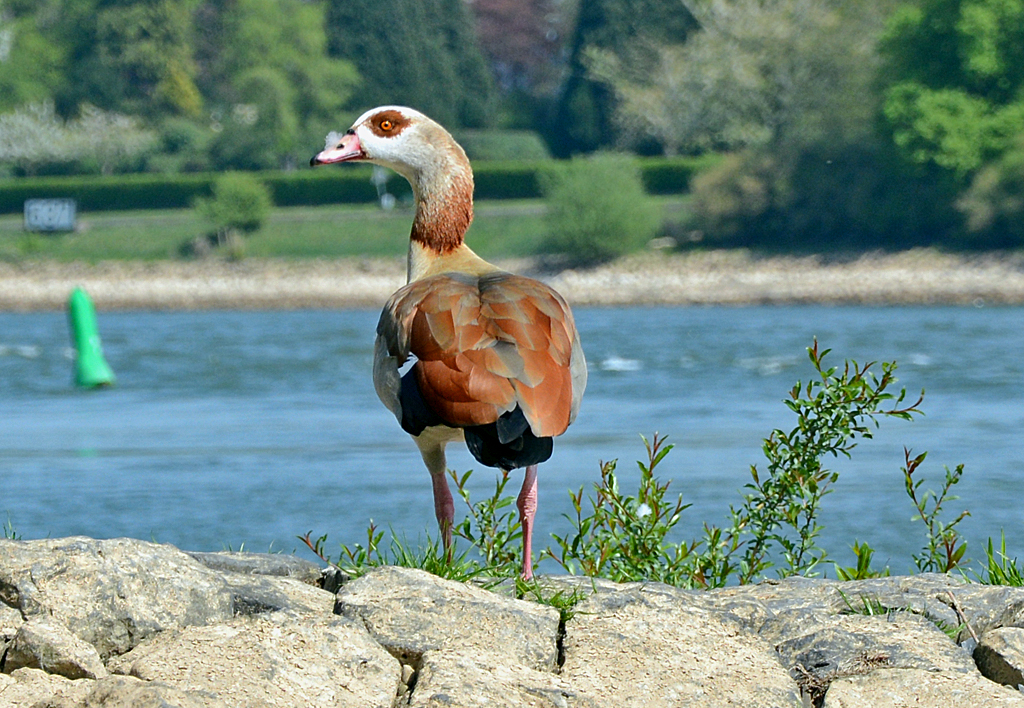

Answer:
[185,551,321,585]
[0,667,92,708]
[221,574,335,617]
[0,602,21,657]
[561,584,805,707]
[776,612,975,675]
[822,667,1024,707]
[0,538,334,660]
[949,584,1024,637]
[80,675,228,708]
[717,574,964,634]
[0,537,235,659]
[975,627,1024,688]
[3,616,108,679]
[408,649,597,708]
[774,612,975,701]
[107,612,401,708]
[336,566,560,670]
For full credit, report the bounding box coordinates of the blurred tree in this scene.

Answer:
[195,0,359,169]
[0,6,68,111]
[471,0,567,94]
[549,0,698,156]
[587,0,883,156]
[956,135,1024,247]
[61,0,203,118]
[879,0,1024,177]
[326,0,495,128]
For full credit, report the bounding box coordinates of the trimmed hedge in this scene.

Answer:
[639,154,725,195]
[0,156,719,214]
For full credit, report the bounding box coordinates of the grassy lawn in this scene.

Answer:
[0,197,690,262]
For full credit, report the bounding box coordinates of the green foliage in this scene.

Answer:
[304,340,1024,592]
[453,131,551,161]
[587,0,884,157]
[639,155,725,195]
[0,173,214,213]
[451,469,523,578]
[550,0,699,156]
[302,525,479,582]
[882,83,1024,176]
[540,153,661,264]
[729,342,924,582]
[689,152,779,244]
[0,0,358,172]
[552,342,924,589]
[834,541,891,581]
[198,0,360,170]
[326,0,495,129]
[976,533,1024,586]
[546,434,695,584]
[3,514,19,540]
[838,591,904,618]
[0,157,707,215]
[879,0,1024,176]
[0,14,66,112]
[195,172,272,234]
[955,135,1024,248]
[688,146,962,251]
[902,449,970,573]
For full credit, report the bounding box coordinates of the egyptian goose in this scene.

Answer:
[311,106,587,579]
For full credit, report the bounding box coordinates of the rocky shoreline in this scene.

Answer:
[2,249,1024,311]
[3,537,1024,706]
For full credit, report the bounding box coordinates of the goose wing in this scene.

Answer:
[374,271,586,438]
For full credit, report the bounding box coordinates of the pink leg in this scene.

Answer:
[517,465,539,580]
[431,470,455,552]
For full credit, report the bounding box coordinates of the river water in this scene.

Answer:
[1,305,1022,576]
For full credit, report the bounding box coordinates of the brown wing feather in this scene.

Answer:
[378,272,581,437]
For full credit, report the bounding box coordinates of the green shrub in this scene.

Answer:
[195,172,273,234]
[955,136,1024,249]
[540,153,661,265]
[453,130,551,161]
[688,151,780,246]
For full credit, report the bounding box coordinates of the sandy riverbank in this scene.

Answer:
[1,249,1023,311]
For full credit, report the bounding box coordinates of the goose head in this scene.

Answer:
[310,106,470,188]
[310,106,474,257]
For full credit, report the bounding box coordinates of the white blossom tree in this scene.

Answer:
[0,102,156,174]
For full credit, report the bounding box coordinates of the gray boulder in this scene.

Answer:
[561,583,805,707]
[185,551,321,584]
[975,627,1024,688]
[0,537,334,661]
[4,616,107,679]
[107,611,401,708]
[408,649,597,708]
[0,537,234,659]
[0,667,93,708]
[823,667,1024,707]
[336,566,560,670]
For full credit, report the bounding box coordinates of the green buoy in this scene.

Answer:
[68,287,115,388]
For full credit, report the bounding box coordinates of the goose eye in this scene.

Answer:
[380,119,394,131]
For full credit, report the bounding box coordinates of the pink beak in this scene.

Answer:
[310,132,364,166]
